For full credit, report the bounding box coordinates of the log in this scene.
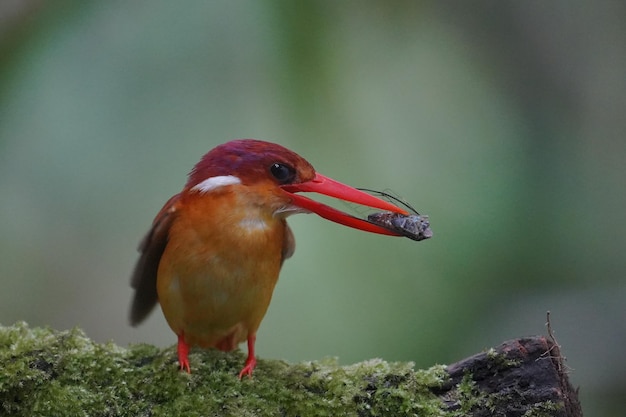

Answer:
[436,337,583,417]
[0,322,582,416]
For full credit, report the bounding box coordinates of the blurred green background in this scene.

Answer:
[1,1,624,415]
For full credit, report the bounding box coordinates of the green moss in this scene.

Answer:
[521,402,562,417]
[0,322,450,417]
[1,323,570,416]
[447,373,482,416]
[485,347,521,369]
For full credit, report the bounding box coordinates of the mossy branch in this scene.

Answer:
[1,322,581,417]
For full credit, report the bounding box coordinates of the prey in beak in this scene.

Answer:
[281,174,431,240]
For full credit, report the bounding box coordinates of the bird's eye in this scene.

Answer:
[270,163,296,184]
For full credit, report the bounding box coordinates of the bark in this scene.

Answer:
[437,336,583,417]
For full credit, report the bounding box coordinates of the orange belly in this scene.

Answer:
[156,189,287,350]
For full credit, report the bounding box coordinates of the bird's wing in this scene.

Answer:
[281,222,296,264]
[129,194,181,326]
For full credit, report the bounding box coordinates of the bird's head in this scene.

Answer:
[184,139,408,236]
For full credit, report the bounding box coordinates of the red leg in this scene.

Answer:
[238,334,257,379]
[177,333,191,373]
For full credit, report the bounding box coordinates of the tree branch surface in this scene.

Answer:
[0,322,581,416]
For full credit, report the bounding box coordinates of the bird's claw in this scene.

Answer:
[179,359,191,373]
[238,357,257,379]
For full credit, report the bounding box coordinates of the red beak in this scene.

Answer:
[281,173,409,236]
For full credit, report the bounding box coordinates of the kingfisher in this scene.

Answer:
[129,139,409,378]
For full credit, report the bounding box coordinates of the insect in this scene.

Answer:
[357,188,433,242]
[366,212,432,241]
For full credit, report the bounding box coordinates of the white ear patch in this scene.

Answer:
[191,175,241,193]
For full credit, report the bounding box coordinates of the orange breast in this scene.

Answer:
[156,184,288,350]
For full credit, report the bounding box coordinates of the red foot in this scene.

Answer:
[177,333,191,373]
[238,334,257,379]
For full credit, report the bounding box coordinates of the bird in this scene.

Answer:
[129,139,408,378]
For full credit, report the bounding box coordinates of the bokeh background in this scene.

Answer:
[1,1,625,415]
